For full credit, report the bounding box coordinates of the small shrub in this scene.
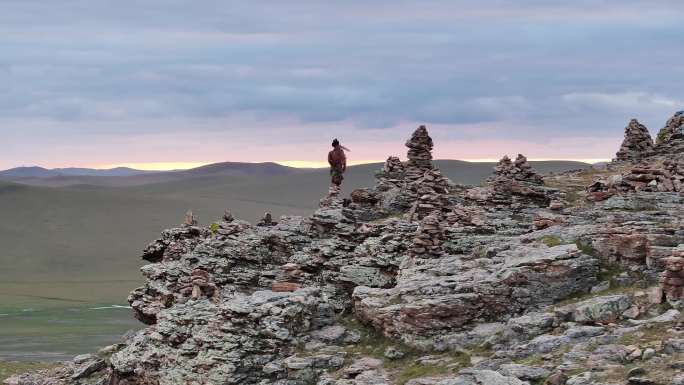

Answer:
[210,223,219,234]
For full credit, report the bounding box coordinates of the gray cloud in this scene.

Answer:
[1,1,684,167]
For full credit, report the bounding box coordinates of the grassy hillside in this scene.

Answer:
[0,162,304,188]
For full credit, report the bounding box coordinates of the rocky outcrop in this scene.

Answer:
[112,288,334,385]
[353,244,599,344]
[587,157,684,201]
[11,119,684,385]
[615,119,654,162]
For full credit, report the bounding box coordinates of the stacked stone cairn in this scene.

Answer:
[410,211,444,257]
[409,176,451,220]
[492,154,544,185]
[320,184,343,208]
[257,212,277,226]
[404,127,454,220]
[375,156,406,190]
[272,263,304,293]
[183,210,198,226]
[662,251,684,306]
[404,125,434,181]
[176,268,218,302]
[615,119,654,162]
[468,153,550,206]
[656,110,684,148]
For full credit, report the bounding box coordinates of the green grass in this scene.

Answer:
[0,361,56,382]
[338,317,477,384]
[394,363,452,385]
[0,305,140,362]
[540,235,562,247]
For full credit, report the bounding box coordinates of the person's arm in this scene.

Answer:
[328,151,334,168]
[342,151,347,172]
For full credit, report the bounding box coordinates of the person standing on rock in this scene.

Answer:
[328,138,348,186]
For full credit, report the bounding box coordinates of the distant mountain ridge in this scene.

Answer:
[0,166,153,178]
[0,162,306,187]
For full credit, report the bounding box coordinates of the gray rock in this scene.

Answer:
[311,325,347,343]
[383,346,406,360]
[72,357,106,379]
[498,363,550,381]
[664,338,684,354]
[572,295,632,324]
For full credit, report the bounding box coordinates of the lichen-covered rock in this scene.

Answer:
[111,288,334,385]
[353,244,599,344]
[570,294,633,324]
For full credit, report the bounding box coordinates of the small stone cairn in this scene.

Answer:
[662,251,684,306]
[404,125,434,181]
[491,154,544,185]
[183,210,198,226]
[375,156,406,190]
[177,269,218,301]
[615,119,654,162]
[257,212,277,226]
[320,184,343,208]
[469,153,547,205]
[410,211,444,257]
[405,127,453,219]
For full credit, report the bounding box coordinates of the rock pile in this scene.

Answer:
[662,253,684,306]
[467,154,554,207]
[183,210,198,226]
[189,268,218,300]
[615,119,654,161]
[408,169,452,220]
[587,158,684,200]
[257,211,277,226]
[444,204,487,228]
[491,154,544,185]
[656,110,684,147]
[404,125,434,181]
[320,184,343,208]
[410,211,444,257]
[375,156,405,190]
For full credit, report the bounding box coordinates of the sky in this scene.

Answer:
[2,0,684,170]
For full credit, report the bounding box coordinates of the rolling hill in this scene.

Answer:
[0,162,304,187]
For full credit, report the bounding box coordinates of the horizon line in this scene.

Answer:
[4,158,611,172]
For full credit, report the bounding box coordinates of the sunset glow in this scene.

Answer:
[99,162,216,171]
[94,157,611,172]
